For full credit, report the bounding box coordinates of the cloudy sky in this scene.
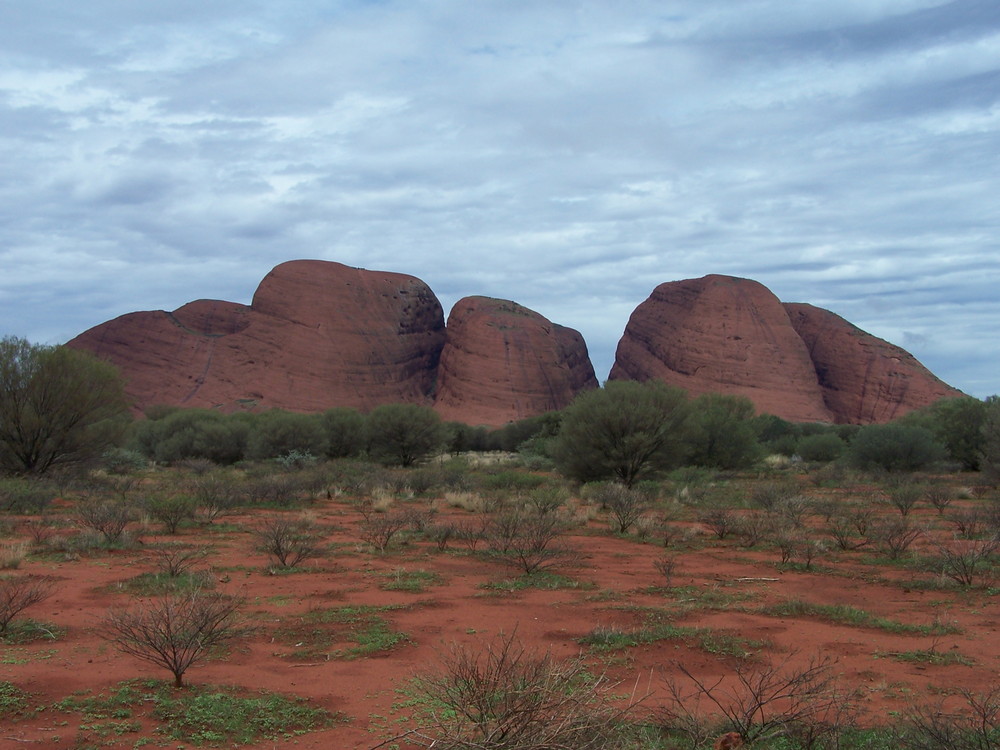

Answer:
[2,0,998,397]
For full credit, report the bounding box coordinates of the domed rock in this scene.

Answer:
[609,275,835,423]
[784,302,964,424]
[68,260,446,413]
[434,297,599,426]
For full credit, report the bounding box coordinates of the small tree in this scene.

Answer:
[0,575,54,634]
[76,498,134,544]
[552,381,691,487]
[686,393,761,470]
[982,396,1000,485]
[101,589,253,687]
[366,404,446,467]
[0,337,130,475]
[847,423,946,473]
[142,494,197,534]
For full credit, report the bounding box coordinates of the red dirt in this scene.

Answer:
[4,488,999,749]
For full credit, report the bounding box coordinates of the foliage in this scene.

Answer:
[101,589,254,687]
[0,477,56,513]
[142,494,197,534]
[365,403,447,467]
[0,337,131,475]
[906,396,987,471]
[76,498,134,544]
[686,393,762,469]
[245,409,328,461]
[796,432,846,462]
[393,630,641,749]
[551,380,691,487]
[982,395,1000,485]
[847,422,946,473]
[132,409,250,465]
[320,407,366,458]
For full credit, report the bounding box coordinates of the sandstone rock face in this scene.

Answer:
[434,297,599,425]
[609,275,837,423]
[69,260,446,413]
[784,303,964,424]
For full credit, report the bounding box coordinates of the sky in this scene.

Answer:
[1,0,998,398]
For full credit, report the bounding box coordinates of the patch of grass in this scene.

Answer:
[375,568,442,592]
[110,569,214,595]
[579,615,765,659]
[478,571,595,593]
[54,679,338,746]
[666,584,759,609]
[880,648,975,667]
[274,604,410,660]
[0,620,63,645]
[760,599,960,636]
[0,680,31,719]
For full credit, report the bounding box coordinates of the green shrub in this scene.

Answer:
[796,433,845,462]
[847,423,946,473]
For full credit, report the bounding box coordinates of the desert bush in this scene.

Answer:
[150,545,211,578]
[905,682,1000,750]
[587,482,649,534]
[982,396,1000,485]
[748,480,799,512]
[101,447,148,474]
[653,555,677,587]
[426,522,458,552]
[245,410,328,461]
[699,507,736,539]
[0,540,30,569]
[886,482,924,517]
[660,653,856,747]
[871,518,922,560]
[0,478,56,514]
[188,474,242,524]
[848,423,946,473]
[686,393,762,470]
[134,409,249,465]
[320,407,365,459]
[486,510,578,575]
[734,512,770,548]
[949,509,986,539]
[925,482,956,515]
[796,432,845,463]
[75,498,134,544]
[0,575,54,634]
[932,539,999,587]
[142,494,197,534]
[101,589,254,687]
[826,513,869,551]
[393,631,640,749]
[253,516,324,568]
[357,506,410,554]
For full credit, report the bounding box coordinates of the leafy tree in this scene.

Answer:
[906,396,986,470]
[365,403,446,467]
[551,381,691,487]
[0,337,130,475]
[686,393,762,469]
[847,422,946,473]
[982,396,1000,485]
[245,409,327,461]
[320,407,365,458]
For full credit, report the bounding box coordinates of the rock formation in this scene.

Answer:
[434,297,599,425]
[69,260,447,414]
[609,274,962,424]
[609,275,835,423]
[784,303,963,424]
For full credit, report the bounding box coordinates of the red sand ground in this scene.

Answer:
[3,490,999,749]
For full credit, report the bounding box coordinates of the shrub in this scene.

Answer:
[796,433,845,463]
[101,589,254,687]
[485,510,578,575]
[847,423,946,473]
[76,498,134,544]
[686,393,762,470]
[393,631,640,749]
[366,404,446,467]
[0,575,54,634]
[253,517,324,569]
[142,495,197,534]
[245,410,328,461]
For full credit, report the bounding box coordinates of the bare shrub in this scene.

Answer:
[653,556,677,587]
[76,498,134,544]
[749,481,799,512]
[253,516,324,568]
[871,518,922,560]
[391,631,641,749]
[592,483,649,534]
[905,683,1000,750]
[150,545,211,578]
[826,514,868,552]
[0,575,54,634]
[486,511,578,575]
[100,589,254,687]
[401,507,437,533]
[773,496,814,528]
[933,539,999,587]
[142,494,196,534]
[925,483,956,516]
[189,475,242,524]
[426,522,457,552]
[0,540,30,569]
[950,509,986,539]
[887,483,923,517]
[357,510,409,554]
[700,507,736,539]
[734,512,769,548]
[21,517,57,546]
[661,653,856,747]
